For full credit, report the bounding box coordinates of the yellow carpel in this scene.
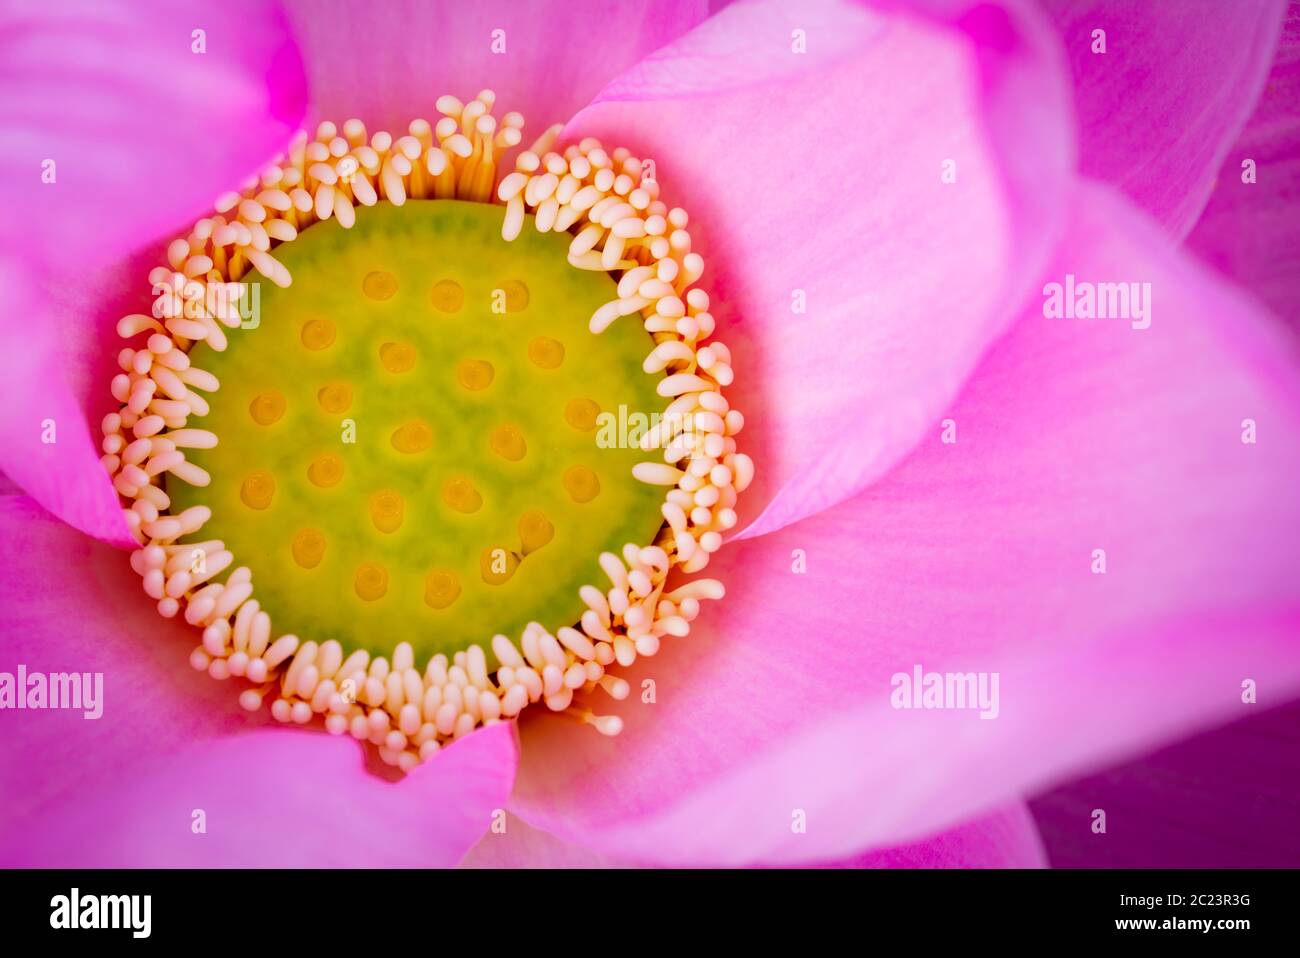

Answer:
[379,341,417,373]
[500,279,529,312]
[240,469,276,509]
[249,390,286,426]
[391,420,433,454]
[431,279,464,313]
[527,336,564,369]
[441,476,483,514]
[564,397,600,431]
[456,358,494,391]
[354,561,389,601]
[307,453,344,488]
[317,382,353,414]
[563,465,599,503]
[370,489,405,533]
[518,509,554,554]
[489,424,526,461]
[300,318,336,350]
[291,528,326,568]
[362,270,398,301]
[480,546,519,585]
[424,569,461,610]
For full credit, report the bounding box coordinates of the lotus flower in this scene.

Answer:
[1,0,1297,869]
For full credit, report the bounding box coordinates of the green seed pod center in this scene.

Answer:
[169,200,665,661]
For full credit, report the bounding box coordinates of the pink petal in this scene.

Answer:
[509,182,1300,864]
[565,0,1075,538]
[462,814,622,868]
[466,802,1045,867]
[280,0,709,131]
[0,265,134,545]
[0,496,519,866]
[1032,699,1300,867]
[1186,7,1300,334]
[1036,0,1284,238]
[845,803,1046,868]
[0,0,307,270]
[0,726,517,867]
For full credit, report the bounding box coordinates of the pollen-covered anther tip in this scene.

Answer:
[577,710,624,737]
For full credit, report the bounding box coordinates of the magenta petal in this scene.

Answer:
[509,182,1300,864]
[1036,0,1284,238]
[566,0,1074,538]
[0,497,518,866]
[280,0,708,132]
[1032,699,1300,868]
[0,265,133,546]
[1186,8,1300,335]
[0,0,307,270]
[844,803,1046,868]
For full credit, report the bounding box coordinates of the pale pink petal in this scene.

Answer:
[1036,0,1284,238]
[1032,699,1300,867]
[0,263,133,545]
[0,0,307,269]
[566,0,1075,538]
[0,496,518,867]
[280,0,708,131]
[1186,7,1300,334]
[509,182,1300,864]
[465,802,1045,867]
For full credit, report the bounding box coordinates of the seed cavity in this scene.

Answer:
[363,270,398,301]
[527,336,565,369]
[518,509,554,555]
[379,341,416,373]
[307,452,345,488]
[489,423,527,461]
[300,318,336,350]
[249,390,286,426]
[563,464,600,503]
[441,476,483,514]
[370,489,405,533]
[456,358,495,391]
[391,420,433,454]
[430,278,465,313]
[564,397,600,431]
[292,529,326,569]
[480,546,519,585]
[240,469,276,509]
[424,569,461,610]
[317,382,353,414]
[354,561,389,601]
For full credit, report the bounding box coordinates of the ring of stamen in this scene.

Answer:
[102,89,752,771]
